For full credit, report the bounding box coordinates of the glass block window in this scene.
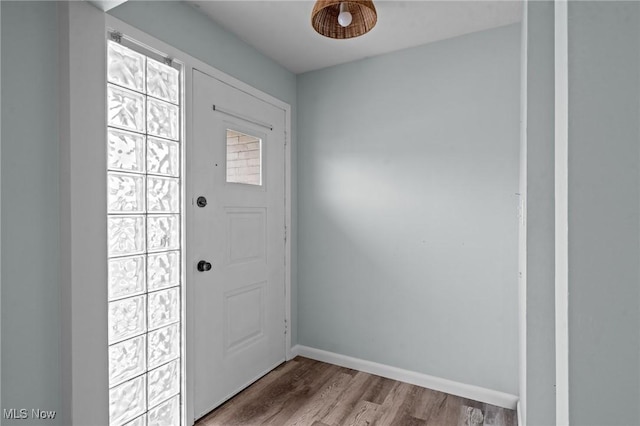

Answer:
[107,37,182,426]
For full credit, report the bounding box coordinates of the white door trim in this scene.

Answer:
[59,3,109,424]
[554,1,570,425]
[63,12,293,426]
[517,2,528,424]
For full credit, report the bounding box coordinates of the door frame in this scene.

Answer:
[190,69,290,419]
[105,16,294,426]
[60,7,293,424]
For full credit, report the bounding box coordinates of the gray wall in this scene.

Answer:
[1,0,3,413]
[1,2,61,424]
[567,2,640,424]
[297,24,521,395]
[108,0,300,345]
[108,1,295,107]
[523,1,556,424]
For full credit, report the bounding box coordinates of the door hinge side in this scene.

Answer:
[284,319,288,335]
[284,225,287,243]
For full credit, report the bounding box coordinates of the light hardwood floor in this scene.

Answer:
[196,357,517,426]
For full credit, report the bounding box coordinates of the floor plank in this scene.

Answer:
[196,357,517,426]
[361,375,396,405]
[424,395,464,426]
[340,400,381,426]
[285,372,355,426]
[318,372,374,425]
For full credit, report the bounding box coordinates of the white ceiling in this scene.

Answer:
[187,0,523,74]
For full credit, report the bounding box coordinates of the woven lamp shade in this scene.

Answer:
[311,0,377,39]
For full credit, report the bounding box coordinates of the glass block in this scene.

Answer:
[148,360,180,408]
[147,138,179,177]
[148,251,180,291]
[124,415,146,426]
[109,374,146,426]
[147,98,179,141]
[226,129,262,186]
[148,215,180,252]
[109,255,145,301]
[109,335,146,387]
[148,177,179,213]
[108,216,145,257]
[148,287,179,330]
[108,41,145,92]
[109,85,145,133]
[108,172,145,214]
[147,58,179,104]
[148,323,180,369]
[108,295,147,344]
[148,394,179,426]
[108,129,145,173]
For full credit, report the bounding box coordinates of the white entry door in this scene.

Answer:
[192,69,286,420]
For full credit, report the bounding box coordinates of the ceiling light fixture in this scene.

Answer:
[311,0,377,40]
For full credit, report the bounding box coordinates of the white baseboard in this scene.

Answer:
[517,400,523,426]
[290,345,518,410]
[290,344,301,358]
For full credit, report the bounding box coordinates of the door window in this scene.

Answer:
[226,129,262,186]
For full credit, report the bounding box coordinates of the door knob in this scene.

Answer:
[197,260,212,272]
[197,196,207,207]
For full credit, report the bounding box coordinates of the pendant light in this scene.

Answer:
[311,0,377,40]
